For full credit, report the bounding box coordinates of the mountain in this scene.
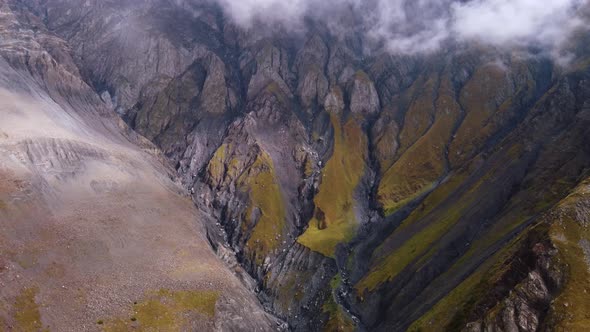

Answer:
[2,0,590,331]
[0,1,281,331]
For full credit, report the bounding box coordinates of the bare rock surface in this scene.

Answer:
[0,2,280,331]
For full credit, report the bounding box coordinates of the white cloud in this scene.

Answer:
[213,0,588,55]
[451,0,585,47]
[215,0,312,27]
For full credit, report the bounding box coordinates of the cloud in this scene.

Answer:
[451,0,585,47]
[214,0,312,27]
[213,0,587,56]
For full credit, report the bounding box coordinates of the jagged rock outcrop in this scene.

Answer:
[295,34,330,112]
[349,71,380,115]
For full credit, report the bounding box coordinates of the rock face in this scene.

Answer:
[0,2,280,331]
[350,71,380,115]
[5,0,590,331]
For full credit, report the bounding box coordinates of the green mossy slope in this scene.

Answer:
[207,143,287,263]
[298,114,367,257]
[239,152,287,263]
[378,76,461,215]
[103,289,219,331]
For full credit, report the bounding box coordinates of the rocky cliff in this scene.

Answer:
[4,0,590,331]
[0,1,282,331]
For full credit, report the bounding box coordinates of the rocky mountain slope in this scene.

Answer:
[4,0,590,331]
[0,1,282,331]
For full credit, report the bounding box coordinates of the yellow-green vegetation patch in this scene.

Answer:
[396,74,437,156]
[449,215,530,276]
[207,143,287,263]
[14,287,43,332]
[378,180,437,217]
[322,294,355,332]
[451,161,563,269]
[448,64,520,167]
[103,289,219,332]
[298,114,367,257]
[0,315,8,331]
[407,231,525,331]
[0,199,6,210]
[407,268,485,331]
[158,289,219,317]
[267,270,309,311]
[356,201,468,293]
[394,172,467,235]
[238,151,287,263]
[373,119,399,171]
[264,81,290,105]
[366,131,527,291]
[132,299,176,329]
[358,173,477,293]
[407,177,590,332]
[207,144,228,182]
[378,78,461,216]
[330,275,342,290]
[546,196,590,330]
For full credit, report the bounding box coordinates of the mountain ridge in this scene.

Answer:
[0,1,283,330]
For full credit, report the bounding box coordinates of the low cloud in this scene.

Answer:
[214,0,587,56]
[215,0,311,27]
[451,0,585,47]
